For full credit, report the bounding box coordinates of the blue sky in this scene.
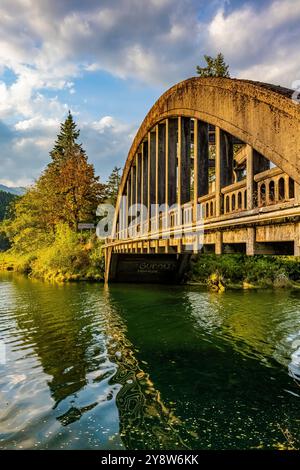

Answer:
[0,0,299,186]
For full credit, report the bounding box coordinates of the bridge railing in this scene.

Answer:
[222,180,247,215]
[255,168,295,207]
[198,193,216,219]
[182,202,193,225]
[113,167,297,241]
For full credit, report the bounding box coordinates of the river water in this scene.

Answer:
[0,272,300,450]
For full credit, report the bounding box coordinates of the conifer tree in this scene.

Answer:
[42,112,106,230]
[3,113,106,244]
[50,111,82,167]
[196,53,230,78]
[105,166,121,206]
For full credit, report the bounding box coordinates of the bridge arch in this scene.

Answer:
[119,77,300,197]
[105,77,300,283]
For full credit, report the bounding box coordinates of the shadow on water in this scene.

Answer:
[1,273,300,449]
[107,284,300,449]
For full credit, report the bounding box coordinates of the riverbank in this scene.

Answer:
[0,226,105,283]
[187,254,300,291]
[1,245,300,290]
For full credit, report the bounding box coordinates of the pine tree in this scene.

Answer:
[105,166,122,206]
[196,53,230,78]
[50,111,82,167]
[3,113,106,243]
[42,113,106,230]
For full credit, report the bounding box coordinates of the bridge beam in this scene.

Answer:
[215,232,223,255]
[295,222,300,256]
[246,227,256,256]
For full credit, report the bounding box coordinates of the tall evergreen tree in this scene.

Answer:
[43,112,106,230]
[3,113,106,246]
[196,53,230,78]
[105,166,122,206]
[50,111,82,167]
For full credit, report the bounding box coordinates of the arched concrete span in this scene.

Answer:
[105,78,300,283]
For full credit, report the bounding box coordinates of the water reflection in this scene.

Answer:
[102,289,192,449]
[0,275,192,449]
[1,274,300,449]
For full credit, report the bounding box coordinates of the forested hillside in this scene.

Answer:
[0,190,16,251]
[0,190,16,221]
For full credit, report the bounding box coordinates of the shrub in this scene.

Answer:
[190,254,300,288]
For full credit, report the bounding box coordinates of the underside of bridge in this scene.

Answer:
[104,77,300,283]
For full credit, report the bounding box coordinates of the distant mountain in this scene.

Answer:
[0,185,26,196]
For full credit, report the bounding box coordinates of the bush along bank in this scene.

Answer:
[0,223,105,283]
[187,254,300,291]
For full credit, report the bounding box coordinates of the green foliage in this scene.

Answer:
[190,254,300,288]
[0,113,107,282]
[2,113,106,258]
[45,112,106,229]
[0,251,35,274]
[50,111,81,166]
[1,187,55,253]
[0,190,16,221]
[104,166,121,206]
[31,223,89,280]
[0,223,105,282]
[196,53,230,78]
[0,191,17,251]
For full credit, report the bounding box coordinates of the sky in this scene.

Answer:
[0,0,300,187]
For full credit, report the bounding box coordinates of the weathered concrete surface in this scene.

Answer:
[118,77,300,213]
[105,77,300,282]
[107,253,190,283]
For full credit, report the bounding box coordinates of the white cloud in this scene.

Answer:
[15,117,58,131]
[207,0,300,86]
[1,0,300,186]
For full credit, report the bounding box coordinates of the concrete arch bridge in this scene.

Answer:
[104,77,300,283]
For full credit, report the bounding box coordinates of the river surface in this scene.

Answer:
[0,273,300,450]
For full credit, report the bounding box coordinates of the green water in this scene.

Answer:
[0,273,300,450]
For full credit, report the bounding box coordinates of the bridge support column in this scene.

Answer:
[166,118,177,207]
[194,119,209,222]
[295,182,300,205]
[246,227,256,256]
[215,127,233,217]
[141,141,148,233]
[178,116,191,210]
[215,127,221,217]
[295,222,300,256]
[156,123,166,205]
[104,248,118,283]
[215,232,223,255]
[246,145,254,210]
[156,122,166,236]
[148,130,156,232]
